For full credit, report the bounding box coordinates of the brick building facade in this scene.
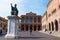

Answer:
[0,17,7,34]
[20,12,42,31]
[42,11,47,31]
[42,0,60,32]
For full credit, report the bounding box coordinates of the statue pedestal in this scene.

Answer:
[5,15,20,38]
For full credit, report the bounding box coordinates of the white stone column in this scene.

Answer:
[5,15,20,38]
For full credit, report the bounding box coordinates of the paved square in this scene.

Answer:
[0,31,60,40]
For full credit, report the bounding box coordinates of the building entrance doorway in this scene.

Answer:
[0,30,2,35]
[30,25,32,31]
[51,22,54,31]
[26,25,28,31]
[38,25,41,31]
[49,23,51,31]
[34,25,36,31]
[21,25,24,31]
[55,20,58,31]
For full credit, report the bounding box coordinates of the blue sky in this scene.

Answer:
[0,0,49,18]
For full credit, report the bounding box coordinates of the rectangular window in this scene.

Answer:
[34,17,36,22]
[59,5,60,8]
[52,9,56,14]
[38,17,40,22]
[26,18,28,23]
[30,18,32,22]
[59,18,60,23]
[49,14,51,17]
[0,23,1,27]
[21,18,24,22]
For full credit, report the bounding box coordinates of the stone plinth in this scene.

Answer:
[5,15,20,38]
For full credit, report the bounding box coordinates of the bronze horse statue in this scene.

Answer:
[11,3,18,16]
